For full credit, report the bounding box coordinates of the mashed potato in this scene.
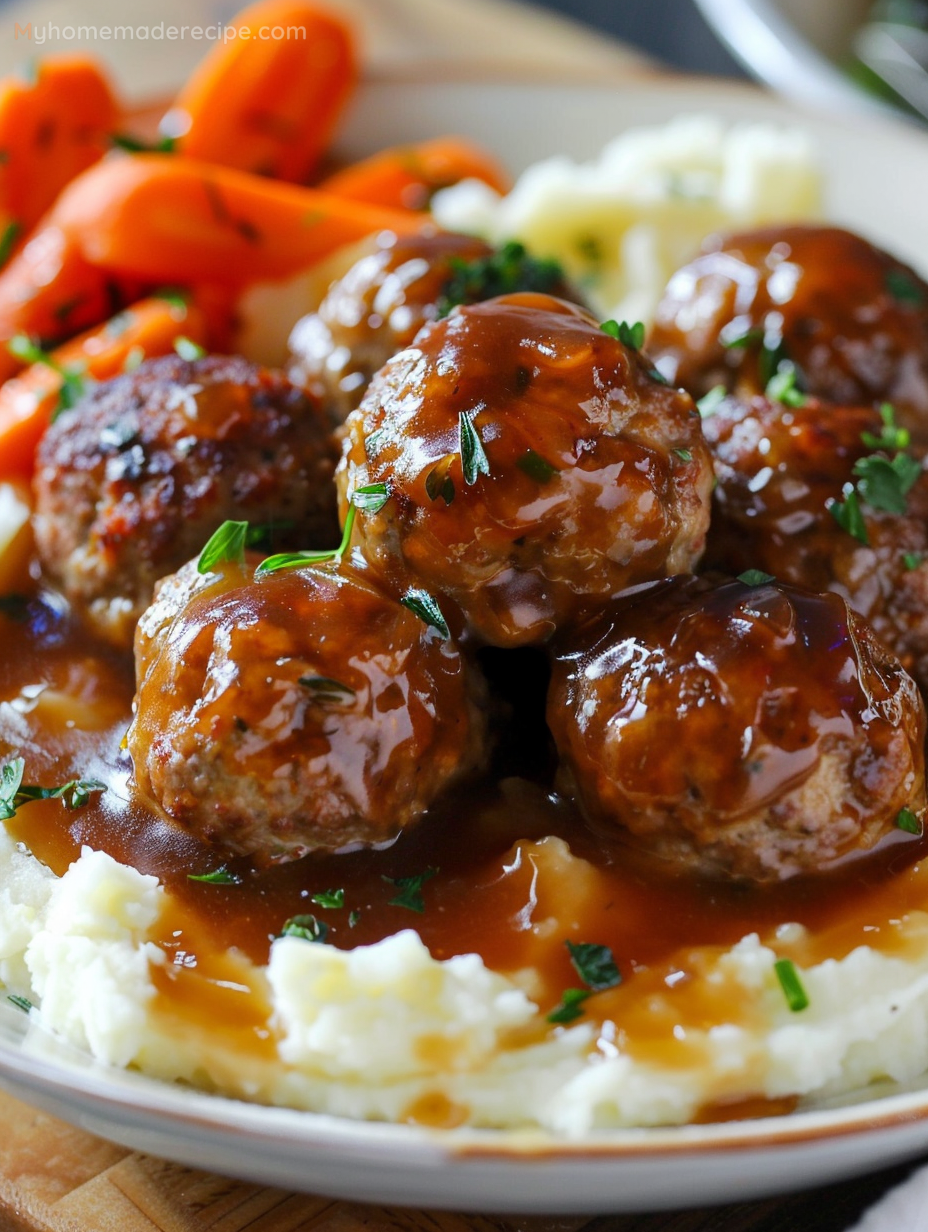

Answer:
[431,115,822,326]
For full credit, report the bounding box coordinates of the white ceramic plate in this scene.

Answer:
[4,77,928,1215]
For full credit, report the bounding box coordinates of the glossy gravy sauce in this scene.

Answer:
[3,587,928,1117]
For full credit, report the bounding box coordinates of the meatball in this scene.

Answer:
[548,576,928,883]
[338,292,713,648]
[33,354,340,649]
[287,231,576,422]
[703,392,928,692]
[128,555,489,862]
[648,226,928,439]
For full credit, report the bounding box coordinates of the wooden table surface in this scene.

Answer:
[0,1,921,1229]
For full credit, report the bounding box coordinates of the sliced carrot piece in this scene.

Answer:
[166,0,357,182]
[0,56,118,268]
[0,294,209,478]
[321,136,511,210]
[45,153,427,285]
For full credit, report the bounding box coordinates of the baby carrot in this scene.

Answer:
[0,56,118,269]
[321,136,511,210]
[0,294,209,478]
[47,153,427,285]
[166,0,357,182]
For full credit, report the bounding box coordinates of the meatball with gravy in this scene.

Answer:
[288,231,574,422]
[33,354,340,649]
[702,392,928,692]
[548,575,928,883]
[648,226,928,439]
[128,556,489,862]
[339,292,713,648]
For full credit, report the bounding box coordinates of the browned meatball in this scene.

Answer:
[548,576,928,883]
[33,354,340,649]
[703,392,928,692]
[648,226,928,439]
[338,293,713,648]
[287,232,576,422]
[128,555,488,862]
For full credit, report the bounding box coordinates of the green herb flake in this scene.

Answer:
[828,486,869,545]
[155,288,189,311]
[566,941,621,992]
[299,676,356,702]
[174,335,206,361]
[547,988,590,1025]
[311,888,345,910]
[673,447,693,462]
[0,219,20,269]
[364,427,388,457]
[7,993,32,1013]
[885,267,926,307]
[459,411,490,485]
[696,385,727,417]
[351,481,390,514]
[517,449,559,484]
[281,913,329,943]
[256,484,388,576]
[600,319,645,350]
[400,588,450,639]
[188,866,241,885]
[383,866,438,913]
[110,131,176,154]
[348,909,361,928]
[765,360,807,407]
[437,241,565,317]
[0,758,106,819]
[738,569,775,586]
[7,333,87,417]
[852,452,921,516]
[773,958,809,1012]
[197,520,249,574]
[425,460,455,505]
[720,326,764,350]
[896,807,923,836]
[903,552,923,571]
[862,403,910,453]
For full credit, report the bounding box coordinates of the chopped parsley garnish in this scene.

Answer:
[348,909,361,928]
[773,958,809,1013]
[885,267,926,307]
[828,485,868,544]
[6,994,32,1013]
[517,449,559,484]
[187,866,241,885]
[280,914,329,943]
[197,519,249,574]
[174,335,206,361]
[110,131,176,154]
[0,758,105,820]
[696,385,726,417]
[299,676,356,703]
[853,452,921,516]
[0,219,20,269]
[896,808,923,836]
[765,360,807,407]
[673,448,693,462]
[311,888,345,910]
[257,484,389,575]
[459,411,489,485]
[155,288,189,311]
[425,458,455,505]
[437,241,564,317]
[600,318,646,350]
[383,867,438,913]
[903,552,923,571]
[7,333,87,418]
[718,325,791,388]
[566,941,621,992]
[862,403,910,453]
[400,588,450,639]
[737,569,775,586]
[719,325,763,350]
[547,988,590,1024]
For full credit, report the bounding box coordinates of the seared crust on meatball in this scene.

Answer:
[128,556,489,862]
[287,232,578,422]
[648,226,928,439]
[338,292,713,648]
[548,576,928,883]
[33,354,340,649]
[703,392,928,691]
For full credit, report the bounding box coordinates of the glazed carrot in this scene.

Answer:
[0,228,146,384]
[0,56,118,267]
[321,137,511,210]
[0,294,209,478]
[166,0,357,182]
[45,153,427,285]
